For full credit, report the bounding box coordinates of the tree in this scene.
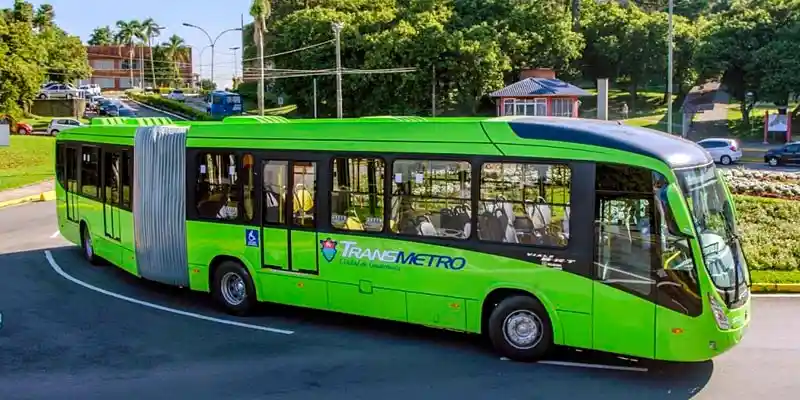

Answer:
[200,78,217,91]
[250,0,271,116]
[115,20,142,89]
[140,18,163,87]
[695,0,800,126]
[163,34,188,86]
[88,26,114,45]
[0,1,89,117]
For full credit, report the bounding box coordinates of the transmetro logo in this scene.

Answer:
[320,238,338,262]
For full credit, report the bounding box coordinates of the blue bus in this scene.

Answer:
[205,91,243,118]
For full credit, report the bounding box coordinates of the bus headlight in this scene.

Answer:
[709,294,730,330]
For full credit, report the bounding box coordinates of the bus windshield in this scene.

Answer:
[674,163,748,293]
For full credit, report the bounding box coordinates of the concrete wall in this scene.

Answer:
[31,99,86,118]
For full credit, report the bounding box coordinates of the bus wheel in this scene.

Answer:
[488,295,553,362]
[212,261,256,316]
[80,224,100,266]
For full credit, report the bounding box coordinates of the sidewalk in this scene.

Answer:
[0,180,55,208]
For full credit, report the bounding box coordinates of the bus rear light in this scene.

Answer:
[671,328,684,334]
[709,295,730,330]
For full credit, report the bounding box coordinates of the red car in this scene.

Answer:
[0,115,33,135]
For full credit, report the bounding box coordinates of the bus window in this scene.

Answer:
[478,163,571,246]
[331,157,385,232]
[292,162,316,228]
[66,147,78,193]
[594,164,658,296]
[242,154,255,222]
[262,161,288,225]
[121,150,133,210]
[196,152,240,221]
[390,159,471,239]
[81,146,100,200]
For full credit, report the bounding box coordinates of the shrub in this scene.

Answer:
[734,195,800,271]
[720,168,800,200]
[127,92,213,121]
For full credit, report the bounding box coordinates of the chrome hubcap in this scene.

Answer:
[221,272,246,306]
[503,310,543,350]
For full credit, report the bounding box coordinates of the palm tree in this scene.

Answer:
[115,20,141,89]
[164,35,187,86]
[140,18,163,88]
[250,0,271,116]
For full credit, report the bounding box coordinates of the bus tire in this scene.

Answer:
[212,260,256,316]
[488,295,553,362]
[80,224,101,266]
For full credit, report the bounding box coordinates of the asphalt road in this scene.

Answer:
[1,202,799,399]
[117,98,181,119]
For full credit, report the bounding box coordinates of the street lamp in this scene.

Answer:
[183,22,242,85]
[332,22,344,118]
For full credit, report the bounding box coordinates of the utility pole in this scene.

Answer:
[667,0,674,135]
[313,78,318,118]
[230,47,240,79]
[183,23,242,89]
[431,65,436,117]
[332,22,344,119]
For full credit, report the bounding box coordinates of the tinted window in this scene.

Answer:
[478,163,571,246]
[786,144,800,153]
[196,152,240,221]
[594,164,657,296]
[332,157,385,232]
[55,143,65,188]
[121,150,133,210]
[66,147,78,192]
[242,154,255,222]
[292,162,317,228]
[80,146,100,199]
[103,151,121,205]
[390,159,471,239]
[263,160,288,225]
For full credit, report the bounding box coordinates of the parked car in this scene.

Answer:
[0,114,33,135]
[696,138,742,165]
[47,118,85,136]
[764,141,800,166]
[79,84,101,96]
[37,83,85,100]
[167,89,185,102]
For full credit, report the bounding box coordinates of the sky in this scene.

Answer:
[26,0,253,89]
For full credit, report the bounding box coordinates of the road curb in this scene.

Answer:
[126,98,189,121]
[0,190,56,209]
[751,283,800,293]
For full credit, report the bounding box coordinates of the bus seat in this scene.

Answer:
[344,216,364,231]
[293,185,314,214]
[417,215,438,236]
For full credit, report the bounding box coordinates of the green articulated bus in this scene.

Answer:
[54,115,751,362]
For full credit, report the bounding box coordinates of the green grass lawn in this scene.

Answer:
[0,135,55,191]
[21,115,89,132]
[727,102,798,140]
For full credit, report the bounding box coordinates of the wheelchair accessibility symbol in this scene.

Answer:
[245,229,259,247]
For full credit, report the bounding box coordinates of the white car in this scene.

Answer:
[696,138,743,165]
[79,84,101,96]
[167,89,185,102]
[47,118,84,136]
[38,83,85,100]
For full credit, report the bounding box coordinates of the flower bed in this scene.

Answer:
[719,168,800,200]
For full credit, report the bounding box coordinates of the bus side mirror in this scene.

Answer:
[660,184,695,238]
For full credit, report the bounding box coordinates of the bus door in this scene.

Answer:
[101,149,122,266]
[65,146,79,222]
[591,164,658,359]
[260,159,319,274]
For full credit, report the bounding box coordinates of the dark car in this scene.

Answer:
[98,99,115,115]
[764,141,800,166]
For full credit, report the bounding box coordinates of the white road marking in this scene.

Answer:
[50,231,60,238]
[44,251,294,335]
[537,360,648,372]
[752,293,800,298]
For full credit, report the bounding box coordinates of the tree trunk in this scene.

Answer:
[129,47,135,90]
[741,102,752,127]
[571,0,580,31]
[149,37,156,88]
